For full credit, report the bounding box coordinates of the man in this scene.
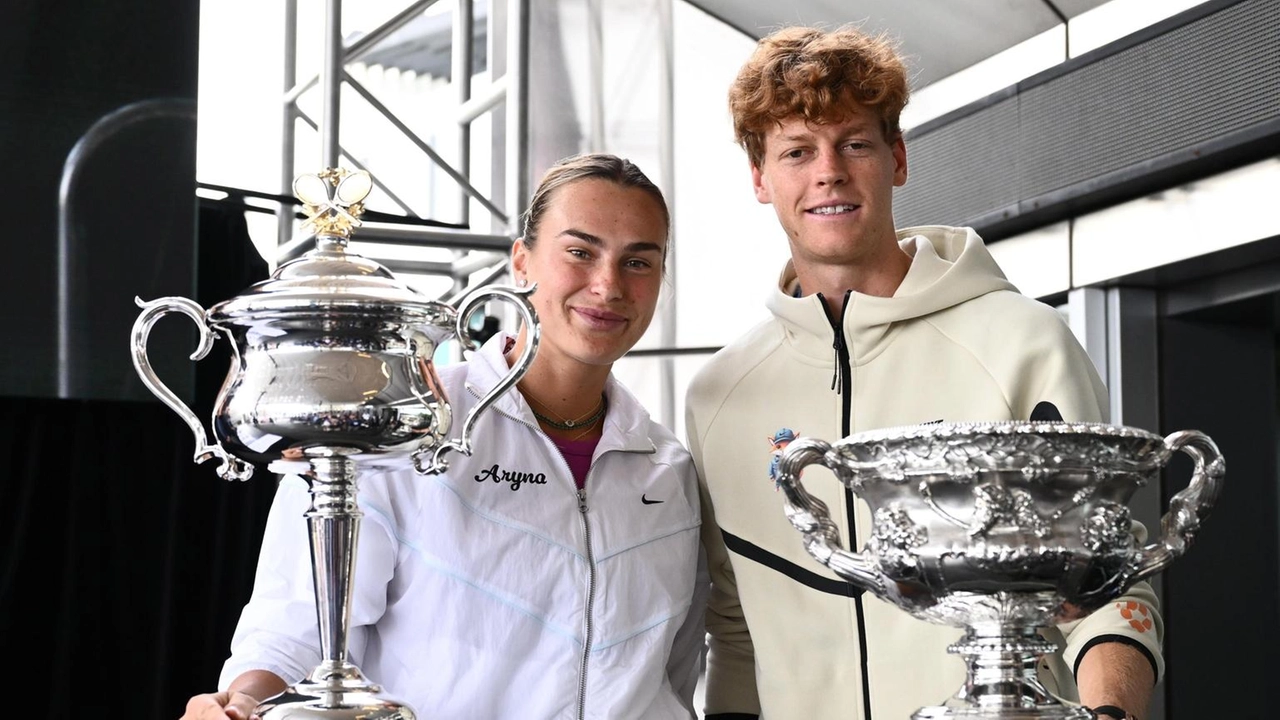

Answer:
[685,25,1158,720]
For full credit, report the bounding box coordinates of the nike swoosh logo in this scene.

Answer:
[641,494,663,505]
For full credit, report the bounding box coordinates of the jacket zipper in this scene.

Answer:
[468,387,600,718]
[577,486,597,720]
[819,290,874,720]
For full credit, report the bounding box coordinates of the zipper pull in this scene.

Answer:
[830,332,845,393]
[577,488,588,513]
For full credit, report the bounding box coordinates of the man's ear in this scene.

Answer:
[751,161,772,205]
[892,133,908,188]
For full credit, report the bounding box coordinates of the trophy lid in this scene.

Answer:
[208,168,452,324]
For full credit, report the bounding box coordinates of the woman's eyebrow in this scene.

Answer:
[560,228,603,245]
[561,228,664,254]
[625,241,665,254]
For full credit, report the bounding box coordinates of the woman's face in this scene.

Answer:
[511,178,668,371]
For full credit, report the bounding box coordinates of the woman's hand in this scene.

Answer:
[181,690,261,720]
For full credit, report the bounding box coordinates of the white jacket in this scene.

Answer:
[222,333,708,720]
[686,226,1163,720]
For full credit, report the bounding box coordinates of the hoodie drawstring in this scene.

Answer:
[819,291,853,394]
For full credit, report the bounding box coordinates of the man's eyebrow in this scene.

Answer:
[561,228,664,254]
[778,123,874,143]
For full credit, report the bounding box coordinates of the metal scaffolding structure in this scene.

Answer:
[277,0,528,300]
[276,0,682,427]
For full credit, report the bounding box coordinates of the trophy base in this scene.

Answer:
[913,704,1093,719]
[255,662,415,720]
[911,618,1094,720]
[254,686,416,720]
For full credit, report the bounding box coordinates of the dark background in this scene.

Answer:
[1,0,205,401]
[0,1,279,717]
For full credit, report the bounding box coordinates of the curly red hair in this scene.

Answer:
[729,25,910,167]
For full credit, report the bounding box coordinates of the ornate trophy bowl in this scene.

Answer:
[774,421,1224,719]
[131,169,538,719]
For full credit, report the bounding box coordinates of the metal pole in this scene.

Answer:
[279,0,299,252]
[341,72,508,223]
[283,0,442,105]
[1039,0,1071,58]
[657,0,676,428]
[456,77,507,125]
[294,108,419,217]
[321,0,343,168]
[587,0,604,151]
[454,0,474,226]
[452,0,475,302]
[505,0,528,236]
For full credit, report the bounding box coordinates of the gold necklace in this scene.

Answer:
[528,394,607,431]
[564,416,605,442]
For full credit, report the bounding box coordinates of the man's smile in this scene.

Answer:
[807,203,859,216]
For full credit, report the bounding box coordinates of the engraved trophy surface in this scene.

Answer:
[131,168,539,719]
[774,421,1224,719]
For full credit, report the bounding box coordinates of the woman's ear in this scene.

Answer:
[510,237,529,284]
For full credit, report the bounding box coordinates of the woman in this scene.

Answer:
[183,154,706,720]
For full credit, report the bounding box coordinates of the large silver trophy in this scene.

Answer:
[774,421,1224,719]
[131,168,538,719]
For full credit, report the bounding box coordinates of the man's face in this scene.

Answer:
[751,105,907,270]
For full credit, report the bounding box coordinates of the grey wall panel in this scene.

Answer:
[899,94,1020,228]
[895,0,1280,239]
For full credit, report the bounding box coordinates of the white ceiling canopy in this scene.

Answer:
[682,0,1113,90]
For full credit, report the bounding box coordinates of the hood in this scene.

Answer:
[766,225,1018,363]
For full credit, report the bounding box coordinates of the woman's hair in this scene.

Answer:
[521,153,670,253]
[728,25,910,168]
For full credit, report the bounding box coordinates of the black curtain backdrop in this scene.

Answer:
[0,203,279,718]
[1,0,202,399]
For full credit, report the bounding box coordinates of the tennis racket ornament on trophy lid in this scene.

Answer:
[131,167,539,719]
[774,420,1224,720]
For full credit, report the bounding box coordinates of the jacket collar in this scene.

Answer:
[463,333,656,454]
[764,225,1014,364]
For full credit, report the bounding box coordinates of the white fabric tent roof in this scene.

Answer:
[683,0,1112,89]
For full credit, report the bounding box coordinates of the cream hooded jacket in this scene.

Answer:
[222,333,708,720]
[685,226,1163,720]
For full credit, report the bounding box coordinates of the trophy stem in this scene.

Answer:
[298,453,380,697]
[914,623,1091,719]
[252,451,415,719]
[304,455,364,684]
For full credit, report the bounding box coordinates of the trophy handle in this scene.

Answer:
[131,296,253,481]
[1129,429,1225,580]
[413,283,539,475]
[775,438,885,594]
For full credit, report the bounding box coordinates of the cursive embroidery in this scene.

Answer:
[474,463,548,492]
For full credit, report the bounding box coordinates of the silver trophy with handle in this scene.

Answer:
[131,168,538,719]
[774,420,1223,719]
